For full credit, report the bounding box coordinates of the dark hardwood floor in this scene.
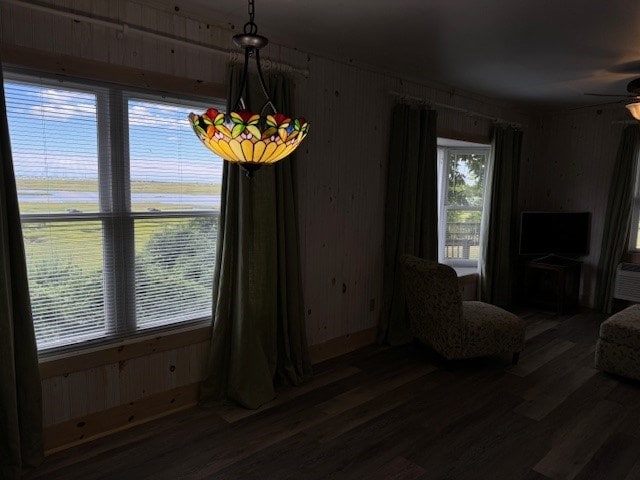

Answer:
[25,310,640,480]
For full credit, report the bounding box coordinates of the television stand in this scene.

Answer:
[524,256,582,314]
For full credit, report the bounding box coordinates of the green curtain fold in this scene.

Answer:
[378,104,438,345]
[200,66,311,409]
[594,125,640,313]
[480,125,523,306]
[0,68,44,479]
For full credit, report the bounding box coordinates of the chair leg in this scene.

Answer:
[512,352,520,365]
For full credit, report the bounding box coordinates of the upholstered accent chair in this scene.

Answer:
[400,255,525,363]
[595,304,640,381]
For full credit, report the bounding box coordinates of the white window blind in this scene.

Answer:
[126,97,220,330]
[6,78,107,348]
[4,72,223,351]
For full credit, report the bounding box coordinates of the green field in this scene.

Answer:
[20,178,220,344]
[18,178,98,192]
[18,179,221,213]
[19,178,221,271]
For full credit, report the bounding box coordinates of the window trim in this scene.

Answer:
[5,68,224,354]
[39,323,212,371]
[629,159,640,253]
[631,200,640,253]
[1,44,226,101]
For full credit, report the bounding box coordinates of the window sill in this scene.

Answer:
[39,322,212,379]
[623,251,640,264]
[452,266,479,279]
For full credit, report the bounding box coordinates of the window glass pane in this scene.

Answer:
[22,221,106,349]
[6,77,106,351]
[128,99,222,212]
[128,97,221,331]
[134,217,216,329]
[629,158,640,251]
[446,153,486,207]
[444,209,482,261]
[5,80,100,214]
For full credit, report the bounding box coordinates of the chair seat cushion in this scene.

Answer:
[461,301,525,358]
[599,304,640,350]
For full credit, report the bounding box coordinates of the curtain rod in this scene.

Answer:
[388,90,522,128]
[3,0,310,77]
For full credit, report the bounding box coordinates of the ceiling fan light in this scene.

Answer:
[626,102,640,121]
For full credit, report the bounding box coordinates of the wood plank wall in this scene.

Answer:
[1,0,534,450]
[520,106,629,307]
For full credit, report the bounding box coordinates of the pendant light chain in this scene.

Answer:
[244,0,258,34]
[188,0,310,174]
[248,0,255,23]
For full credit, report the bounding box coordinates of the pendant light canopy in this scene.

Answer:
[189,0,309,176]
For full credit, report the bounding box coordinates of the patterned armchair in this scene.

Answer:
[400,255,525,363]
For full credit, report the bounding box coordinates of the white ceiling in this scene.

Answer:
[168,0,640,108]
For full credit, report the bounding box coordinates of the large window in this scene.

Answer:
[5,71,223,351]
[437,142,490,267]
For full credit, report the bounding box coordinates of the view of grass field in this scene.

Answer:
[19,178,221,271]
[19,178,221,348]
[19,179,222,347]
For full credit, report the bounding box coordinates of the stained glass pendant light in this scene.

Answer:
[189,0,309,176]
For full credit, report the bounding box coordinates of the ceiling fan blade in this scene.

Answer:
[584,92,637,97]
[569,99,628,111]
[607,60,640,74]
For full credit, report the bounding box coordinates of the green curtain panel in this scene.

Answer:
[378,104,438,345]
[594,125,640,313]
[200,66,311,409]
[480,125,523,306]
[0,68,44,478]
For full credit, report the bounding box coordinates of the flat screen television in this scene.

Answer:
[519,211,591,257]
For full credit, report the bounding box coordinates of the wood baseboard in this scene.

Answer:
[309,327,377,364]
[43,383,200,454]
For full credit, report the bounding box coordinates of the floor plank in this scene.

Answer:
[215,365,362,423]
[370,456,426,480]
[525,318,560,341]
[507,338,576,377]
[573,432,640,480]
[533,400,627,480]
[26,310,640,480]
[514,345,598,420]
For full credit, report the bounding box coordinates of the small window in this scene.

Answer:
[5,71,224,351]
[437,141,490,267]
